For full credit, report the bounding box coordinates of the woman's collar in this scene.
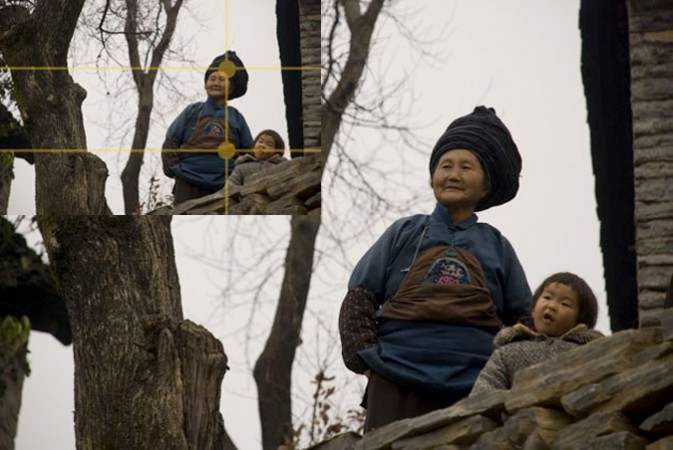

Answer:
[205,96,225,110]
[432,203,478,229]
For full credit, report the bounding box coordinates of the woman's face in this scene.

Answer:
[205,72,231,100]
[431,149,488,220]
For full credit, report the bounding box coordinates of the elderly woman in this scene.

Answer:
[339,106,532,431]
[161,51,253,204]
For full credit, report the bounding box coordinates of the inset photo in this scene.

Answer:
[0,0,320,215]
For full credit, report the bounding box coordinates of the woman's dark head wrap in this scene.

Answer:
[204,50,249,100]
[429,106,522,211]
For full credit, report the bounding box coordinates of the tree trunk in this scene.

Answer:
[120,91,152,214]
[276,0,305,157]
[0,317,29,450]
[626,0,673,327]
[121,0,183,214]
[0,156,11,214]
[580,0,638,332]
[38,216,228,449]
[322,0,385,165]
[0,0,110,215]
[254,215,321,450]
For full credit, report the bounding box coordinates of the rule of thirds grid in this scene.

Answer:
[1,0,320,215]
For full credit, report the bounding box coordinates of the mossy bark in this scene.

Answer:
[0,316,30,450]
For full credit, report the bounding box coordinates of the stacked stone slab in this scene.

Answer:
[309,309,673,449]
[149,154,321,215]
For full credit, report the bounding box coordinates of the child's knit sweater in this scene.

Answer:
[470,323,604,395]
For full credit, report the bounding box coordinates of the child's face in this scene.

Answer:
[532,282,580,337]
[253,134,277,160]
[205,72,231,100]
[431,149,488,215]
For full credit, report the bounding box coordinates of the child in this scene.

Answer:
[161,51,254,204]
[339,106,531,432]
[227,129,287,188]
[470,272,603,395]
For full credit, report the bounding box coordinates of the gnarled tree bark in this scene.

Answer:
[38,216,228,449]
[0,1,108,214]
[0,0,110,215]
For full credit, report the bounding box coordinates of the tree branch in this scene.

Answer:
[322,0,385,164]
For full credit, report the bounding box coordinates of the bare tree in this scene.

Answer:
[322,0,385,163]
[66,0,193,214]
[241,2,390,447]
[254,215,320,449]
[320,0,449,248]
[116,0,184,214]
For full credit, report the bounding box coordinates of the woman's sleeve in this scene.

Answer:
[347,220,406,298]
[338,220,408,374]
[165,105,194,145]
[161,137,180,178]
[161,106,192,178]
[338,288,379,374]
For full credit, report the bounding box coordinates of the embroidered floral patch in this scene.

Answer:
[422,257,472,285]
[203,122,225,137]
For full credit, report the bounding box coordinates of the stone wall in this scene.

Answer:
[628,0,673,327]
[299,0,321,152]
[311,309,673,449]
[149,154,321,215]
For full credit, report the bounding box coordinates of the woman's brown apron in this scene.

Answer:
[364,238,502,431]
[173,116,235,203]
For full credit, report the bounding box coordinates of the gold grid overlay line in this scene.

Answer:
[0,148,320,153]
[1,66,319,71]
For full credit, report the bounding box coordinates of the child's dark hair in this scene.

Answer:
[254,129,285,155]
[531,272,598,328]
